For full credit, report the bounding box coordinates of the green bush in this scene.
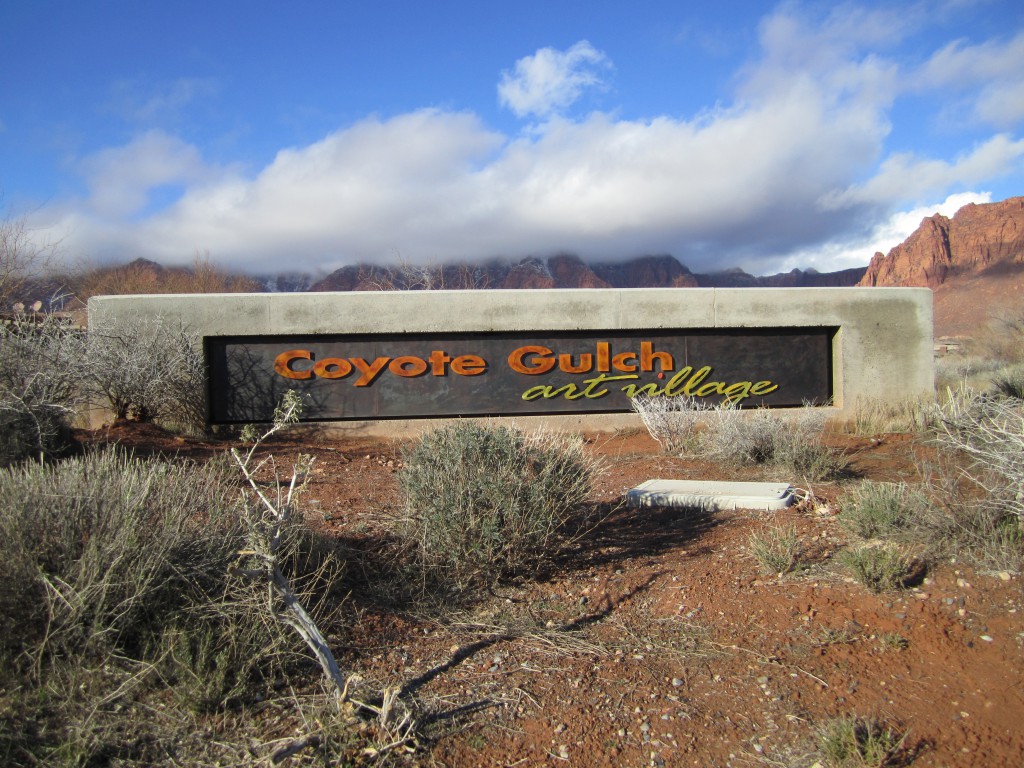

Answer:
[395,422,597,594]
[816,716,904,767]
[747,524,799,575]
[839,481,928,540]
[839,543,913,593]
[0,447,344,762]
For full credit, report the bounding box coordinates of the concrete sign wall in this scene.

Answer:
[88,287,933,433]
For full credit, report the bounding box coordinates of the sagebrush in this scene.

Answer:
[839,481,929,540]
[632,397,846,480]
[0,448,341,763]
[395,422,597,594]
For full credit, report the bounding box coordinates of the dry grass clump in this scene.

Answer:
[394,422,598,595]
[840,543,916,592]
[839,481,929,540]
[747,524,800,575]
[816,716,906,767]
[849,394,937,436]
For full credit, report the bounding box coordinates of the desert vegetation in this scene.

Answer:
[1,225,1022,764]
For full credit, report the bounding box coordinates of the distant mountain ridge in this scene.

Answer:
[309,253,866,292]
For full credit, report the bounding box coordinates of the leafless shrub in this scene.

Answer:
[0,213,61,310]
[921,389,1024,567]
[84,315,205,431]
[630,394,710,454]
[71,252,260,301]
[0,313,85,464]
[971,305,1024,364]
[702,403,847,481]
[231,391,352,702]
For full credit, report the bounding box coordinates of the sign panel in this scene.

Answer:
[206,328,835,423]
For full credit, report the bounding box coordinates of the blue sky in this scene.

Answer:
[2,0,1023,277]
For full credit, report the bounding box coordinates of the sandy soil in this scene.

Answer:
[81,423,1024,767]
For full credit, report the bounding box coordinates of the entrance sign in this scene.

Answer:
[87,287,934,433]
[207,328,834,422]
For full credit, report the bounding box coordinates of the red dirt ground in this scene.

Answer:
[81,423,1024,767]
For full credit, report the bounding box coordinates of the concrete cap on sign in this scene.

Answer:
[626,479,795,511]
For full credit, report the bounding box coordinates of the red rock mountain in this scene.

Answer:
[858,197,1024,336]
[309,254,861,293]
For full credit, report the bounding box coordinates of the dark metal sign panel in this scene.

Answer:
[206,328,835,423]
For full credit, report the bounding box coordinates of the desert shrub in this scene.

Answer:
[84,315,205,432]
[395,422,597,594]
[839,481,929,540]
[0,447,345,762]
[0,314,85,464]
[991,363,1024,400]
[839,543,913,592]
[924,390,1024,568]
[630,394,709,454]
[703,404,846,481]
[816,716,904,767]
[747,524,799,575]
[0,449,246,668]
[971,305,1024,364]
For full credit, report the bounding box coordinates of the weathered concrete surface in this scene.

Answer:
[88,287,933,434]
[627,480,796,512]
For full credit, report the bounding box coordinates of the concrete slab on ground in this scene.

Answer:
[626,479,795,511]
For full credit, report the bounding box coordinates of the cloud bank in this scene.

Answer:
[36,4,1024,277]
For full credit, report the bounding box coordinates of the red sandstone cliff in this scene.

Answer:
[859,197,1024,288]
[859,197,1024,336]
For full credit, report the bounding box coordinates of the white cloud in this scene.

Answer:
[778,191,993,273]
[822,134,1024,209]
[79,130,212,217]
[498,41,611,119]
[33,4,1024,277]
[915,30,1024,129]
